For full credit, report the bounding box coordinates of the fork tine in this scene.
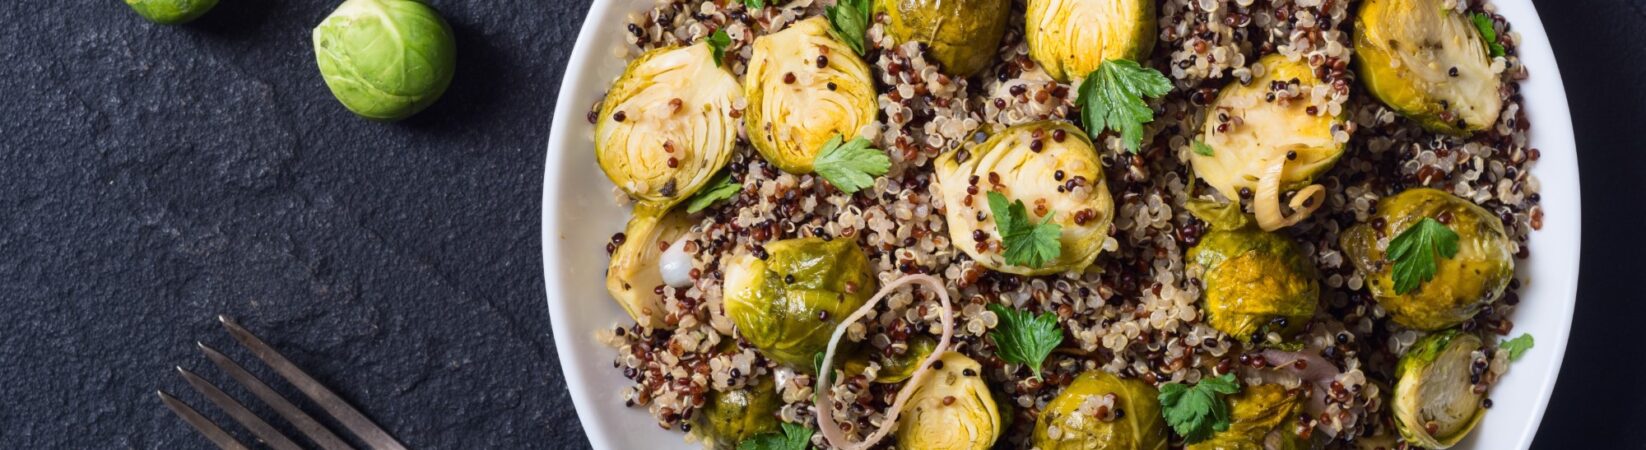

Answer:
[177,366,306,450]
[157,390,252,450]
[219,315,409,450]
[199,342,358,450]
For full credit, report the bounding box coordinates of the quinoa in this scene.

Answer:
[593,0,1542,448]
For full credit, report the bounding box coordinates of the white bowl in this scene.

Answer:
[541,1,1581,448]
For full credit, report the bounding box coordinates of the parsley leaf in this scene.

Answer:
[987,303,1064,379]
[812,134,890,194]
[737,422,813,450]
[1499,333,1535,361]
[707,29,732,68]
[1158,373,1241,444]
[986,192,1062,268]
[1192,139,1214,156]
[1471,13,1506,57]
[742,0,767,9]
[685,170,741,213]
[1077,59,1172,153]
[824,0,871,55]
[1387,217,1461,294]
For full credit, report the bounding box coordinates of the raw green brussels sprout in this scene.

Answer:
[1186,384,1307,450]
[896,352,1002,450]
[696,376,782,450]
[313,0,457,121]
[934,121,1115,276]
[1025,0,1156,82]
[1393,330,1487,448]
[1341,188,1514,331]
[878,0,1010,77]
[745,17,877,174]
[596,43,742,209]
[1192,55,1345,231]
[1033,371,1168,450]
[722,238,877,368]
[1354,0,1502,135]
[605,206,693,329]
[1187,228,1320,343]
[842,335,936,384]
[125,0,217,24]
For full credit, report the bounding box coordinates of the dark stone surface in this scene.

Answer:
[0,0,1640,448]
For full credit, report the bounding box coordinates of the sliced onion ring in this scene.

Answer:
[815,274,954,450]
[1253,150,1327,231]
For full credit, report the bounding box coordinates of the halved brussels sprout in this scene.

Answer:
[606,207,694,329]
[895,352,1002,450]
[879,0,1011,77]
[745,17,878,174]
[723,237,877,368]
[1355,0,1502,135]
[1341,188,1514,331]
[1192,54,1346,231]
[1025,0,1156,82]
[842,335,937,384]
[1187,228,1319,343]
[934,121,1115,276]
[697,376,782,450]
[1186,384,1307,450]
[1033,371,1168,450]
[1393,330,1487,448]
[596,43,741,208]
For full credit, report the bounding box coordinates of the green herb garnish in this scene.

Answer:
[1076,59,1173,153]
[1500,333,1535,361]
[824,0,871,55]
[812,134,890,194]
[1159,373,1241,444]
[686,170,741,213]
[1192,139,1214,156]
[707,29,732,67]
[1388,217,1461,294]
[986,303,1064,379]
[985,192,1063,268]
[1471,13,1506,57]
[738,422,813,450]
[742,0,767,9]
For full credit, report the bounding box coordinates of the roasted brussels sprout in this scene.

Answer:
[723,238,877,368]
[596,43,742,208]
[314,0,457,121]
[1355,0,1503,135]
[879,0,1011,77]
[125,0,217,24]
[895,352,1002,450]
[1187,228,1319,342]
[605,207,694,329]
[1393,330,1487,448]
[1033,371,1168,450]
[1341,188,1514,331]
[1186,384,1307,450]
[934,121,1115,276]
[1025,0,1156,82]
[842,335,937,384]
[696,375,782,450]
[745,17,878,174]
[1192,55,1346,231]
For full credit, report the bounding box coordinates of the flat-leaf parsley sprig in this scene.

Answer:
[986,192,1063,269]
[812,134,890,194]
[1158,373,1241,444]
[1077,59,1173,153]
[986,303,1064,379]
[1387,217,1461,294]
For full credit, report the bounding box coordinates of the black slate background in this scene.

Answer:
[0,0,1641,448]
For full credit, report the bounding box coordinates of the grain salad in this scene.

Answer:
[588,0,1544,448]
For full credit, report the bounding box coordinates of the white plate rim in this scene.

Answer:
[540,1,1582,448]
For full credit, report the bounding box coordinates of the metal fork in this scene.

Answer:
[157,315,408,450]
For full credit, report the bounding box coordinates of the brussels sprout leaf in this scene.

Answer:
[686,170,741,213]
[743,0,767,9]
[825,0,871,55]
[986,192,1063,268]
[1192,139,1214,156]
[738,422,813,450]
[1077,59,1172,153]
[1470,13,1506,57]
[987,303,1064,380]
[707,29,732,68]
[1387,218,1461,294]
[813,135,890,194]
[1159,373,1241,444]
[1500,333,1534,361]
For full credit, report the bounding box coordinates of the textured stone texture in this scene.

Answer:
[0,0,1642,449]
